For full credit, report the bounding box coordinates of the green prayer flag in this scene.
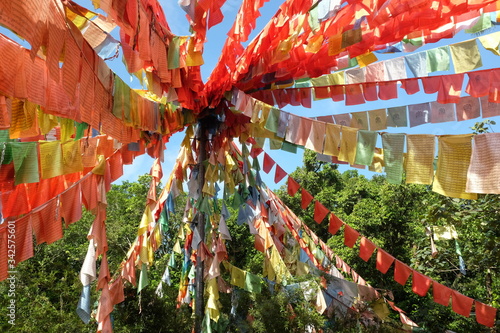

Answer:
[281,141,298,153]
[354,130,378,166]
[168,36,181,70]
[264,108,280,133]
[112,75,131,122]
[252,156,260,171]
[295,78,312,88]
[387,106,408,127]
[0,142,12,165]
[465,14,492,34]
[138,263,149,293]
[158,209,169,232]
[231,192,243,210]
[168,253,176,268]
[244,272,262,293]
[269,138,283,150]
[382,133,406,184]
[426,46,450,72]
[75,122,88,140]
[11,142,39,185]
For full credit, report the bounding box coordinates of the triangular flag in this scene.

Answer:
[274,164,287,183]
[262,153,275,173]
[301,188,314,209]
[287,176,300,196]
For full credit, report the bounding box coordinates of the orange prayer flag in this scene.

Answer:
[432,281,452,306]
[344,224,360,248]
[60,182,82,227]
[300,188,314,209]
[376,248,394,274]
[412,271,432,297]
[451,291,474,317]
[31,198,63,245]
[14,214,33,265]
[359,237,376,262]
[313,201,329,224]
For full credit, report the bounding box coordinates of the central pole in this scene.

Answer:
[194,118,207,332]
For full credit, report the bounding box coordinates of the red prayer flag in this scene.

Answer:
[432,281,452,306]
[345,84,365,106]
[109,278,125,305]
[466,71,490,98]
[263,153,275,174]
[451,291,473,317]
[344,224,360,248]
[328,213,344,235]
[287,177,300,196]
[400,78,420,95]
[475,301,497,327]
[394,260,412,286]
[313,201,329,224]
[376,248,395,274]
[274,164,287,183]
[363,82,378,101]
[378,81,398,100]
[412,270,432,297]
[301,188,314,209]
[359,237,376,262]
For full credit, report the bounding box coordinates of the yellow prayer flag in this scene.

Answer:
[449,39,483,74]
[62,140,83,175]
[323,123,341,156]
[338,127,358,164]
[356,52,378,67]
[328,71,345,85]
[368,109,387,131]
[432,134,477,199]
[478,31,500,56]
[405,134,435,185]
[369,148,384,173]
[39,141,63,179]
[138,206,153,236]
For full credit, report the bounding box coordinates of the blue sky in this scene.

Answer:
[3,1,500,190]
